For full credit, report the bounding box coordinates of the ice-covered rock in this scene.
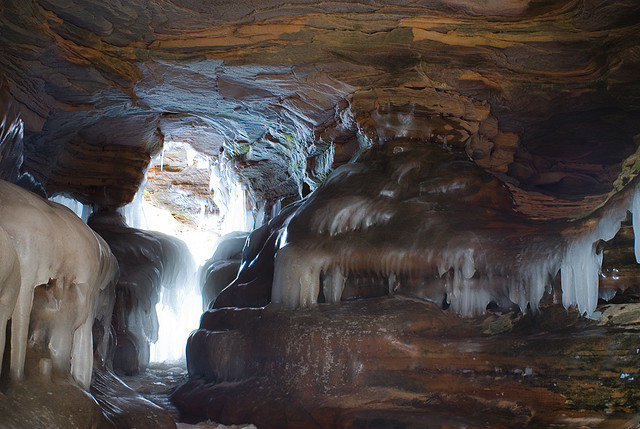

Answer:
[213,201,303,309]
[198,231,248,309]
[88,210,194,374]
[264,141,640,318]
[0,87,23,183]
[0,225,20,377]
[211,231,249,262]
[0,180,118,388]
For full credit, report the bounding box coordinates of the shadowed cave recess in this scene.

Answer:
[1,0,640,427]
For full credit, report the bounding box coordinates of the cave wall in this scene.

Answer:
[0,0,638,210]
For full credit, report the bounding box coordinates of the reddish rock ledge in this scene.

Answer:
[172,297,640,428]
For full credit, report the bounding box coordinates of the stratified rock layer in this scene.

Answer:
[1,0,639,206]
[174,297,640,428]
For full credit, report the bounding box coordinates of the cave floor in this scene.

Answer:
[121,363,256,429]
[120,362,188,421]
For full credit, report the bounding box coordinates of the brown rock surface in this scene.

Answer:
[1,2,640,427]
[0,375,112,428]
[0,0,639,207]
[173,297,640,428]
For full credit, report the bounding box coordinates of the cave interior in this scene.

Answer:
[1,0,640,427]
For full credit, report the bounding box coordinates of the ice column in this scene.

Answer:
[209,159,254,234]
[632,186,640,262]
[49,194,93,223]
[561,201,628,317]
[118,180,148,229]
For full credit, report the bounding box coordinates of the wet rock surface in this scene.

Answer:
[91,367,177,429]
[174,297,640,428]
[0,374,111,428]
[1,0,639,207]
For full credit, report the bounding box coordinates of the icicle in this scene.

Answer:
[561,238,600,316]
[560,202,627,317]
[322,266,345,304]
[633,186,640,263]
[264,141,640,320]
[49,194,93,223]
[118,177,148,229]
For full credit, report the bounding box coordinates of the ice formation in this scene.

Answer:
[265,141,640,318]
[49,194,93,223]
[0,225,20,377]
[199,231,247,309]
[214,200,303,309]
[0,86,46,197]
[118,180,148,230]
[88,211,194,374]
[0,89,23,183]
[0,180,118,388]
[209,158,255,234]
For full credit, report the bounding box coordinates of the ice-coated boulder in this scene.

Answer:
[0,179,118,388]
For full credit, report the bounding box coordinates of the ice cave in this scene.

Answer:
[0,1,639,427]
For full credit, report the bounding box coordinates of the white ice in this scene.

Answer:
[272,173,640,319]
[49,194,92,223]
[0,180,118,388]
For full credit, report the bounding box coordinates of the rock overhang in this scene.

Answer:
[0,0,638,213]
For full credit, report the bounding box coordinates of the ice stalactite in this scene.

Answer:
[263,140,640,319]
[49,194,93,223]
[118,178,148,230]
[0,180,118,388]
[560,203,628,317]
[208,159,255,234]
[271,198,283,220]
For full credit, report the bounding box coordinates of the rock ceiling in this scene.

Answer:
[1,0,639,212]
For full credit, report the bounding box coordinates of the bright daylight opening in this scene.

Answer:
[127,142,258,364]
[51,141,258,365]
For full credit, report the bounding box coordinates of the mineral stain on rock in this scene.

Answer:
[0,0,640,427]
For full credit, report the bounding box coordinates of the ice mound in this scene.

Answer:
[199,231,248,310]
[268,141,639,318]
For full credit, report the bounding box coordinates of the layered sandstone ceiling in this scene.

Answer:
[1,0,639,213]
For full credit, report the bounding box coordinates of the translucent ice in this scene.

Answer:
[561,202,628,316]
[267,141,637,318]
[209,159,254,234]
[88,211,194,373]
[49,194,93,223]
[0,180,118,388]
